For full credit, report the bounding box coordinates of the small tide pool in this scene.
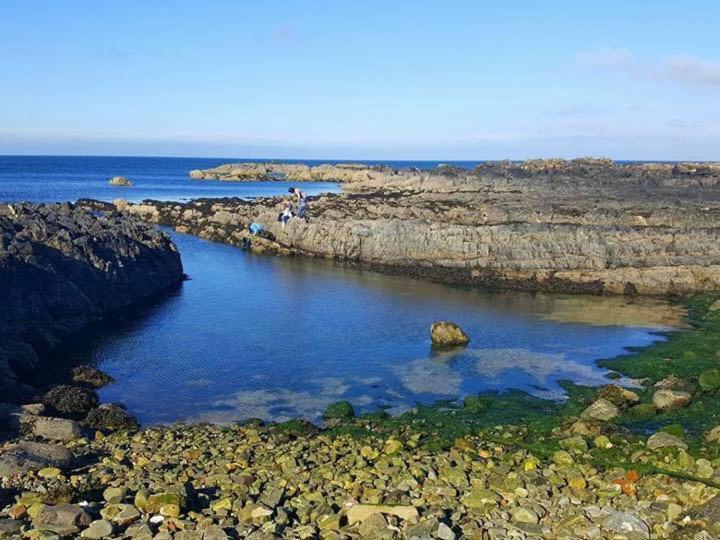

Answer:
[52,230,684,425]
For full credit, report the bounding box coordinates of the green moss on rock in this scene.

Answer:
[323,400,355,420]
[699,368,720,391]
[463,395,485,414]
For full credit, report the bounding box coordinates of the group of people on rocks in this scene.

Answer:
[244,187,309,248]
[278,186,309,228]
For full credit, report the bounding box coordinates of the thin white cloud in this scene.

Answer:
[660,54,720,87]
[575,48,720,88]
[574,48,634,69]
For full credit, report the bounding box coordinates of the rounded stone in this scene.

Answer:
[430,322,470,347]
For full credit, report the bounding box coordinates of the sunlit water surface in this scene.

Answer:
[53,231,684,425]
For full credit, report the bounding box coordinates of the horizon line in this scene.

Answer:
[0,153,714,164]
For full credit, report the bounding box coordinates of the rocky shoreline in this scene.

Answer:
[113,158,720,296]
[0,202,184,403]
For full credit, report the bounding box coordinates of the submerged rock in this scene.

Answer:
[647,431,688,450]
[430,322,470,347]
[698,368,720,391]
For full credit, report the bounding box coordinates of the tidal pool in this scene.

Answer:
[54,230,685,425]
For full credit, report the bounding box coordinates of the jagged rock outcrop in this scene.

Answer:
[0,202,183,401]
[430,322,470,347]
[116,158,720,297]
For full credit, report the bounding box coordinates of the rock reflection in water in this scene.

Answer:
[76,230,687,425]
[531,294,686,328]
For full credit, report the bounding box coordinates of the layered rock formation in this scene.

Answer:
[121,158,720,296]
[189,162,390,183]
[0,202,184,401]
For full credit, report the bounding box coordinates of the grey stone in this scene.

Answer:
[33,503,92,536]
[652,389,692,410]
[436,522,456,540]
[80,519,113,539]
[0,519,23,539]
[0,441,71,477]
[595,509,649,539]
[581,398,620,421]
[647,431,688,450]
[31,416,84,442]
[202,526,229,540]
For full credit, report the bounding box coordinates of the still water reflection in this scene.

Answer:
[57,230,684,425]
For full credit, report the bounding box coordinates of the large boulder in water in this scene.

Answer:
[42,385,98,419]
[108,176,132,186]
[430,321,470,347]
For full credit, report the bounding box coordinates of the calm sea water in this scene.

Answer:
[2,155,684,424]
[0,155,480,203]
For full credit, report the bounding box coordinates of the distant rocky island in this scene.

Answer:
[108,176,133,187]
[119,158,720,296]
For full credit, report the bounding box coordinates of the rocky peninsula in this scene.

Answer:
[124,158,720,296]
[0,202,184,402]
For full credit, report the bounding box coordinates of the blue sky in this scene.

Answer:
[1,1,719,159]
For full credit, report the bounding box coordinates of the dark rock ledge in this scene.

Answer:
[0,202,184,403]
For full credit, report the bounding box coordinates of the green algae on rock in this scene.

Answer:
[322,400,355,421]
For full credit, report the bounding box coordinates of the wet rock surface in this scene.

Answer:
[0,202,183,401]
[430,322,470,347]
[42,385,99,419]
[117,158,720,297]
[71,365,114,389]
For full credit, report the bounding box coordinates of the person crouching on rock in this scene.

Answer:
[278,202,293,228]
[289,187,309,223]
